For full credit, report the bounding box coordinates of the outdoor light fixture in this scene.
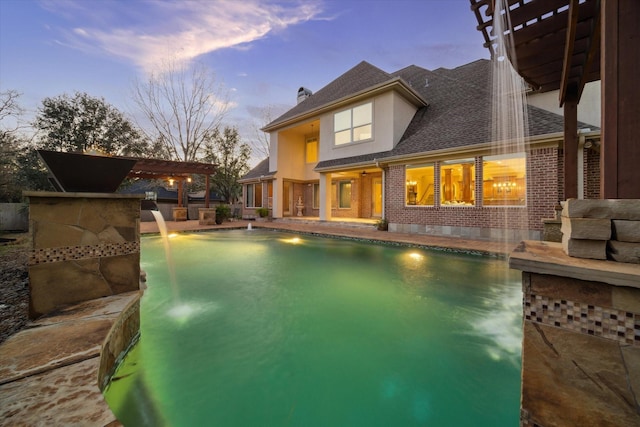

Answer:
[361,171,367,177]
[169,178,174,186]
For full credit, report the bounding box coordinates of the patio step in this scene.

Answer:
[273,218,376,230]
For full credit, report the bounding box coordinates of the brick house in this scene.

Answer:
[240,59,600,240]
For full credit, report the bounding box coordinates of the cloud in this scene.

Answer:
[43,0,325,73]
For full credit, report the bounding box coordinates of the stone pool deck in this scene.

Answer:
[140,218,515,256]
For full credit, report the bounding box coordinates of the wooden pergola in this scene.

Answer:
[127,158,217,207]
[470,0,639,199]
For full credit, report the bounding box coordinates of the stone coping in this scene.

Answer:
[23,190,144,200]
[0,292,141,426]
[509,240,640,288]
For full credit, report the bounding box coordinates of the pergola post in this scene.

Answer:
[205,174,210,208]
[563,98,578,199]
[600,0,640,199]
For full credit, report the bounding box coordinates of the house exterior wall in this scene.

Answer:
[527,81,601,128]
[385,146,562,241]
[317,92,417,162]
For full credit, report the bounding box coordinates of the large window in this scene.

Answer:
[482,153,526,206]
[406,164,435,205]
[441,159,475,206]
[306,136,318,163]
[334,102,372,145]
[245,183,262,208]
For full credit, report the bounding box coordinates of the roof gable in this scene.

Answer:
[265,61,423,130]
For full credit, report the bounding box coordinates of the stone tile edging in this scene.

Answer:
[525,293,640,346]
[29,242,140,265]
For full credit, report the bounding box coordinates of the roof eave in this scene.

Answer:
[262,78,428,133]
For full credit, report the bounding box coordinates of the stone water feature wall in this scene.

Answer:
[25,191,144,318]
[510,240,640,426]
[561,199,640,263]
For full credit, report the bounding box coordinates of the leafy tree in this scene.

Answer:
[33,92,148,156]
[203,126,251,203]
[132,60,231,161]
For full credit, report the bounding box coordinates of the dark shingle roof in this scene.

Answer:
[266,61,395,128]
[259,59,596,172]
[240,157,273,181]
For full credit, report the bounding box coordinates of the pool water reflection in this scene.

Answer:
[104,230,522,426]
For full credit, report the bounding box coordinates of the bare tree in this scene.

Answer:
[0,89,26,141]
[132,60,231,161]
[246,104,289,160]
[247,105,274,159]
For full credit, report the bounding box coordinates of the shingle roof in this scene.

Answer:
[252,59,597,174]
[266,61,396,129]
[239,157,273,181]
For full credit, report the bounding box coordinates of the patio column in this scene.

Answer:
[205,174,210,208]
[600,0,640,198]
[563,98,578,199]
[319,173,332,221]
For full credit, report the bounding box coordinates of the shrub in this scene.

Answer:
[215,204,231,224]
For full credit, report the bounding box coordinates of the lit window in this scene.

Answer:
[406,164,435,206]
[441,159,475,206]
[306,137,318,163]
[245,183,262,208]
[482,153,526,206]
[334,102,372,145]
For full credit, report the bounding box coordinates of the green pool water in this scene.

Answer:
[104,230,522,426]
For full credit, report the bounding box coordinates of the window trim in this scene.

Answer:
[482,153,528,208]
[405,163,435,207]
[245,182,263,208]
[333,101,373,146]
[306,136,318,163]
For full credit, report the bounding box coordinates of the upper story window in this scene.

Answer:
[334,102,372,145]
[306,136,318,163]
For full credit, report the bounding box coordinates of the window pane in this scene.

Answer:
[353,124,372,141]
[255,183,262,207]
[441,159,475,206]
[313,183,320,209]
[331,183,337,208]
[482,153,526,206]
[334,110,351,132]
[353,103,372,127]
[335,129,351,145]
[245,184,254,207]
[306,137,318,163]
[406,164,435,205]
[339,181,351,208]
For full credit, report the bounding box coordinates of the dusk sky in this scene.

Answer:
[0,0,489,163]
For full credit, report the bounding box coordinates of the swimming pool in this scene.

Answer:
[104,229,522,426]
